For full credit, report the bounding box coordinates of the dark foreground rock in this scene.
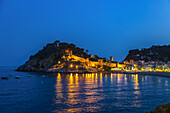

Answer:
[146,103,170,113]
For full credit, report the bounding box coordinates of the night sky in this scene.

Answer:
[0,0,170,66]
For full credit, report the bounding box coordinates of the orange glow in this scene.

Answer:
[76,65,78,69]
[100,73,103,86]
[58,73,61,76]
[70,64,73,68]
[133,74,140,96]
[54,73,63,104]
[65,49,69,53]
[67,73,80,106]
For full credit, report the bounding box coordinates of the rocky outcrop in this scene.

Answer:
[16,40,91,72]
[146,103,170,113]
[124,45,170,62]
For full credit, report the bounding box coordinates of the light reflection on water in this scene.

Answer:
[53,73,106,112]
[0,67,170,113]
[51,73,170,113]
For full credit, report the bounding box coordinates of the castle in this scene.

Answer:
[48,49,136,72]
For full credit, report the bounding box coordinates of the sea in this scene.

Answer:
[0,66,170,113]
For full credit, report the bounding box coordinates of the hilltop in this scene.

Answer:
[16,40,91,72]
[16,40,108,72]
[16,41,170,73]
[16,40,132,73]
[124,45,170,62]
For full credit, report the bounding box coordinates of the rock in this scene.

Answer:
[146,103,170,113]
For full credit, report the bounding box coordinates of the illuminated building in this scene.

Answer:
[48,49,139,72]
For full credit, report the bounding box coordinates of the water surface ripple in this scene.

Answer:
[0,67,170,113]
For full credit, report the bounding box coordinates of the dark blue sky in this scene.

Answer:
[0,0,170,66]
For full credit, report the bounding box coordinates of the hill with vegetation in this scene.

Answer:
[16,40,96,72]
[124,45,170,62]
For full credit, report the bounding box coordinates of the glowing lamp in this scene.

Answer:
[76,65,78,69]
[70,64,73,68]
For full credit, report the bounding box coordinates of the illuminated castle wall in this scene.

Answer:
[63,49,127,68]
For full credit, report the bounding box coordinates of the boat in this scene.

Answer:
[15,76,20,79]
[1,77,8,80]
[27,75,31,77]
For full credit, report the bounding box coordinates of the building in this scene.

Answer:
[49,49,137,72]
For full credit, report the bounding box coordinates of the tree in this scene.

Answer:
[54,40,60,47]
[85,50,89,54]
[54,40,60,44]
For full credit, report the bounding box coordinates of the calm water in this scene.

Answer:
[0,67,170,113]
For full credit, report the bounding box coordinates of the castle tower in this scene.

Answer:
[110,56,114,62]
[130,59,134,65]
[116,62,119,67]
[70,51,72,56]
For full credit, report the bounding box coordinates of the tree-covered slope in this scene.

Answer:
[16,40,90,72]
[124,45,170,62]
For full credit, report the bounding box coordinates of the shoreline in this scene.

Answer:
[115,71,170,78]
[116,71,170,78]
[46,71,170,78]
[16,69,170,78]
[137,72,170,78]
